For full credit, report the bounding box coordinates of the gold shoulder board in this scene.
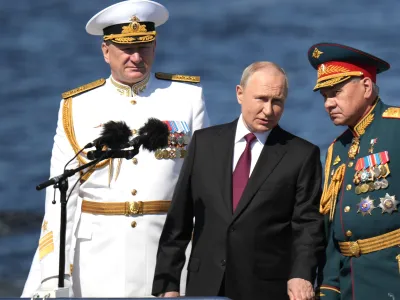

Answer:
[61,78,106,99]
[155,72,200,83]
[382,107,400,119]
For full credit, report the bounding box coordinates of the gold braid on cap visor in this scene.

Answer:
[103,16,156,44]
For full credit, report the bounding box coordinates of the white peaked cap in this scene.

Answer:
[86,0,169,36]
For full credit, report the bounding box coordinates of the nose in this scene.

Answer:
[324,97,336,110]
[262,102,273,116]
[130,51,142,63]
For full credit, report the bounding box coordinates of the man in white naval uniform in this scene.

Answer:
[21,0,209,297]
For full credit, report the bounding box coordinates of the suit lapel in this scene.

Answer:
[212,120,237,217]
[232,126,288,221]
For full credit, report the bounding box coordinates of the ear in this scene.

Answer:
[236,85,244,105]
[101,42,110,64]
[362,77,374,98]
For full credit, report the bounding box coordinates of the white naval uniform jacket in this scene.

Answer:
[21,73,210,297]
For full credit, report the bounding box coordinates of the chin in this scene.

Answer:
[126,72,147,83]
[331,118,346,126]
[254,124,275,133]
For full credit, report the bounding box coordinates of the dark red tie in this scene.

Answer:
[232,133,257,212]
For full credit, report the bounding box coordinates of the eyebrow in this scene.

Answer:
[255,95,284,100]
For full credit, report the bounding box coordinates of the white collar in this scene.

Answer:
[109,73,151,97]
[234,114,271,145]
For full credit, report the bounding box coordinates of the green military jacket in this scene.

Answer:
[317,99,400,299]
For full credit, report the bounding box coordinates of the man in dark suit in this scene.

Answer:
[152,62,325,300]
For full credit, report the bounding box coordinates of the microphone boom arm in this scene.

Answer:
[34,139,143,289]
[36,147,140,191]
[37,157,102,191]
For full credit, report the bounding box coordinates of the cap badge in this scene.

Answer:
[121,16,148,34]
[312,47,323,59]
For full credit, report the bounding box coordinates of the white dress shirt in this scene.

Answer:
[233,115,271,176]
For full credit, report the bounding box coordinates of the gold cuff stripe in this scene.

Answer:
[39,243,54,260]
[339,228,400,257]
[39,231,53,242]
[39,232,53,246]
[39,237,53,248]
[320,286,341,293]
[61,78,106,99]
[39,232,54,260]
[155,72,200,83]
[81,199,171,215]
[39,232,53,245]
[39,239,53,252]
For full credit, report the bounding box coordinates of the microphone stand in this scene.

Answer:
[35,147,139,291]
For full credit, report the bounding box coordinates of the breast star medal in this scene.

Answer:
[357,196,376,216]
[379,193,399,214]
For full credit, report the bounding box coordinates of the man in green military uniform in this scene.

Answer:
[307,42,400,299]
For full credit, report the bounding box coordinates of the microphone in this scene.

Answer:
[86,118,169,160]
[83,121,132,149]
[121,118,169,151]
[86,149,139,160]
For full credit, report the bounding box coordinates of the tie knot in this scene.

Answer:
[244,133,256,144]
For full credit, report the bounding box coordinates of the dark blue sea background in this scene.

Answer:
[1,0,400,296]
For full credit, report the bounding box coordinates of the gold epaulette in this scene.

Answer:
[61,78,106,99]
[155,72,200,83]
[382,107,400,119]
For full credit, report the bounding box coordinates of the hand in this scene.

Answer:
[287,278,314,300]
[158,291,180,297]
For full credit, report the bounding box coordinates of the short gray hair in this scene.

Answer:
[350,76,379,95]
[372,82,380,95]
[240,61,289,97]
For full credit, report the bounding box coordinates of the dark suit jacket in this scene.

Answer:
[152,120,325,300]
